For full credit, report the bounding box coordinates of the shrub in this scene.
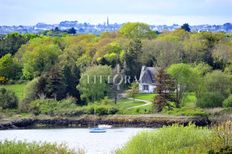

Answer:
[197,92,225,108]
[209,121,232,153]
[0,88,18,109]
[0,140,78,154]
[116,124,215,154]
[30,98,77,116]
[223,95,232,108]
[29,98,118,116]
[163,107,207,116]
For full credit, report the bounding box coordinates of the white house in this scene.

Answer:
[139,66,158,93]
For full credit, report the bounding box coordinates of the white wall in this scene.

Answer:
[139,83,156,93]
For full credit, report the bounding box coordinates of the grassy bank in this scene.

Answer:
[0,140,84,154]
[116,122,232,154]
[0,83,26,100]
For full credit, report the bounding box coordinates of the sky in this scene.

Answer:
[0,0,232,25]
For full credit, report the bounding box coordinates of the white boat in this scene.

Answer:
[89,128,106,133]
[98,124,112,129]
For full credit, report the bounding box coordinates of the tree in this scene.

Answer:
[77,65,112,103]
[213,40,232,69]
[154,68,175,112]
[0,32,37,58]
[59,44,83,103]
[67,27,76,34]
[0,88,18,109]
[127,82,139,102]
[41,66,67,100]
[167,63,200,107]
[0,54,21,80]
[119,22,156,39]
[181,23,191,32]
[124,39,142,83]
[22,44,61,79]
[183,33,206,63]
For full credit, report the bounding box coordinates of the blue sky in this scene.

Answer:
[0,0,232,25]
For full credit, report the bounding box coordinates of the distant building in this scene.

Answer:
[107,17,109,26]
[139,66,158,93]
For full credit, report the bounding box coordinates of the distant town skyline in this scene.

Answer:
[0,0,232,25]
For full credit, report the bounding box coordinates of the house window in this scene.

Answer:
[143,85,149,91]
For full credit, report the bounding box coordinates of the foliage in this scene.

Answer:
[167,63,201,107]
[154,68,175,112]
[209,120,232,154]
[223,95,232,108]
[119,22,156,39]
[29,97,77,115]
[181,23,191,32]
[197,70,232,108]
[197,92,225,108]
[127,82,139,102]
[124,39,142,82]
[117,124,214,154]
[77,65,112,102]
[0,88,18,109]
[22,44,61,79]
[162,107,207,116]
[0,83,26,100]
[0,54,21,80]
[40,66,67,100]
[29,98,118,116]
[0,140,77,154]
[0,32,37,58]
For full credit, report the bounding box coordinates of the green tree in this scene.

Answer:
[124,39,142,83]
[77,65,112,103]
[127,82,139,102]
[0,32,37,58]
[119,22,156,39]
[197,70,232,108]
[59,44,83,103]
[154,68,175,112]
[0,88,18,109]
[167,63,200,107]
[41,66,67,100]
[22,44,61,79]
[0,54,21,80]
[181,23,191,32]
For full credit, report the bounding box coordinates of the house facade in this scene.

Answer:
[139,66,158,93]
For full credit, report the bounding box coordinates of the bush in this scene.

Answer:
[0,140,78,154]
[116,124,215,154]
[223,95,232,108]
[30,98,77,116]
[197,92,225,108]
[29,98,118,116]
[162,107,207,116]
[0,88,18,109]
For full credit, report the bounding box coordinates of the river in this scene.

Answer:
[0,128,153,154]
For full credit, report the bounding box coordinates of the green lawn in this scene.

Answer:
[134,93,156,102]
[116,93,155,114]
[0,83,27,100]
[182,93,197,107]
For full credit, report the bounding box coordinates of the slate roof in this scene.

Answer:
[139,66,158,85]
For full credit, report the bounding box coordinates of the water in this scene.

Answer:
[0,128,153,154]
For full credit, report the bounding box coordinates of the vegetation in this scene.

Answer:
[223,95,232,108]
[117,121,232,154]
[0,88,18,109]
[0,22,231,118]
[127,82,139,102]
[0,140,79,154]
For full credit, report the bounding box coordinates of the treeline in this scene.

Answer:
[0,22,232,110]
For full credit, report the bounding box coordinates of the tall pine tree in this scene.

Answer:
[154,68,175,112]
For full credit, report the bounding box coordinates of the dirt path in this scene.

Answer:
[127,98,152,109]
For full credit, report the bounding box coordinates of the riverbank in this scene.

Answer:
[0,114,210,130]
